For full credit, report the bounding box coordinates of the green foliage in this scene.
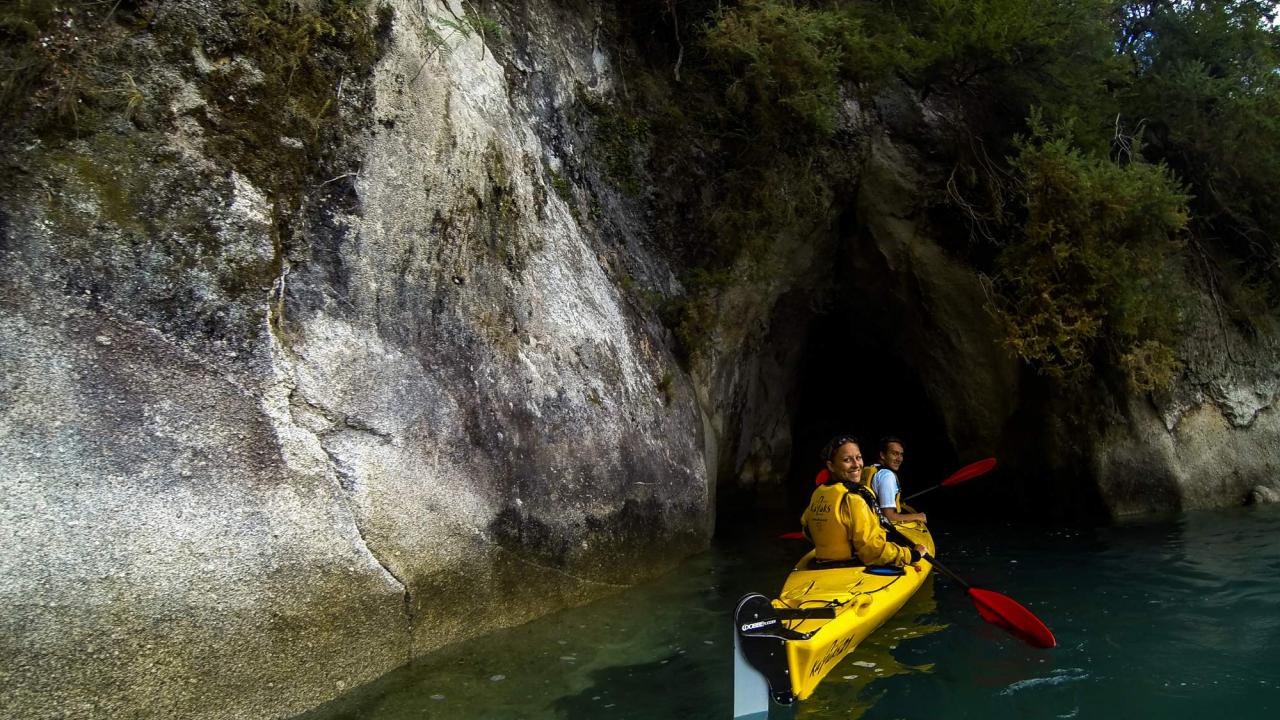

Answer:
[462,12,504,43]
[908,1,1112,79]
[700,1,916,143]
[701,0,852,139]
[663,3,868,265]
[888,0,1128,165]
[1120,339,1182,393]
[656,371,675,406]
[413,24,450,80]
[576,87,651,196]
[705,151,837,268]
[430,10,503,46]
[201,0,382,199]
[1121,0,1280,296]
[412,10,504,80]
[659,267,735,361]
[990,118,1190,389]
[0,1,149,139]
[549,168,573,203]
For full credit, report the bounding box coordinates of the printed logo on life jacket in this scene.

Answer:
[809,634,856,678]
[741,618,777,632]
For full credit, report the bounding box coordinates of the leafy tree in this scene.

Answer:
[1120,1,1280,307]
[991,118,1190,390]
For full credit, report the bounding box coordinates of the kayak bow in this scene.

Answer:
[733,521,934,714]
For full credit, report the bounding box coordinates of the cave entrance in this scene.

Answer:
[781,295,960,520]
[710,264,965,539]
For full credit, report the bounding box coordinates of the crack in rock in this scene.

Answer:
[263,318,415,658]
[496,546,630,590]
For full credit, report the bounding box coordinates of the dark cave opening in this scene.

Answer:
[710,283,978,541]
[781,298,962,523]
[711,209,1114,540]
[712,274,975,539]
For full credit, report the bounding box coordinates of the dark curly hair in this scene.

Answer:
[879,436,904,454]
[820,434,862,463]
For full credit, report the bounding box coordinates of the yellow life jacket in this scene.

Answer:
[800,481,914,567]
[801,482,856,561]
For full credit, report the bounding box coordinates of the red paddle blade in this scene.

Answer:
[968,587,1056,649]
[942,457,997,487]
[779,531,806,540]
[814,468,830,486]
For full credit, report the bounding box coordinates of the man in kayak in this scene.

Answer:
[801,435,926,567]
[864,436,927,525]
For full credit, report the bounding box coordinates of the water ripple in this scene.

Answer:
[999,668,1091,696]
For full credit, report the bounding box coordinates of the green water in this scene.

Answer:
[302,504,1280,719]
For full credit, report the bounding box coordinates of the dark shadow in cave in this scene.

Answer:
[783,298,961,522]
[711,255,965,538]
[713,209,1115,540]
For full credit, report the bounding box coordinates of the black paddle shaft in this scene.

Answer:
[921,552,972,590]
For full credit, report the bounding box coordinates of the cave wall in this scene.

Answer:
[701,97,1025,522]
[709,86,1280,524]
[1093,294,1280,517]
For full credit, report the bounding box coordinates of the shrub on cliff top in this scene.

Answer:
[990,117,1190,390]
[701,0,906,142]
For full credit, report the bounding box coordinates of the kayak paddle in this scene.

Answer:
[901,457,997,502]
[924,552,1057,649]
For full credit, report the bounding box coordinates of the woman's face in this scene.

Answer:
[827,442,864,483]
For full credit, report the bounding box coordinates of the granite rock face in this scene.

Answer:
[1,2,705,718]
[1093,297,1280,517]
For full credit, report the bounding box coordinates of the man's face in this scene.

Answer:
[880,442,904,472]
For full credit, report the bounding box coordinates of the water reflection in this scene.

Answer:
[794,578,945,720]
[301,504,1280,720]
[298,547,744,720]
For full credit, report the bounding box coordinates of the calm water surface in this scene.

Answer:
[303,504,1280,719]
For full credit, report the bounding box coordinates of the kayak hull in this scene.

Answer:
[736,521,935,705]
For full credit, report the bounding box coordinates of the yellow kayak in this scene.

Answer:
[733,521,935,714]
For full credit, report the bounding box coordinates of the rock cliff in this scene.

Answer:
[2,2,704,717]
[3,1,1279,718]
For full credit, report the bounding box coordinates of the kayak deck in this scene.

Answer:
[772,521,935,701]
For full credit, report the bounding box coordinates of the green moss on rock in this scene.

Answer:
[193,0,382,204]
